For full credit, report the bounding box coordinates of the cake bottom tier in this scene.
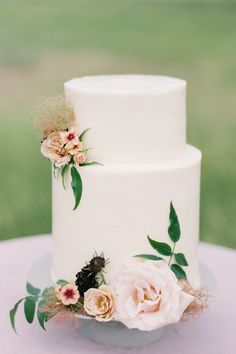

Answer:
[52,145,201,286]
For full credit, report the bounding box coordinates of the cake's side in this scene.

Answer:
[52,145,201,287]
[65,75,186,164]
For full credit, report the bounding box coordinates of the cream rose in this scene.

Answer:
[84,285,115,322]
[73,152,86,166]
[112,259,194,331]
[40,131,70,167]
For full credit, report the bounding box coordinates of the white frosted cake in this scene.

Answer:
[11,75,207,338]
[51,75,201,287]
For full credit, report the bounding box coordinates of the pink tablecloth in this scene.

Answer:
[0,235,236,354]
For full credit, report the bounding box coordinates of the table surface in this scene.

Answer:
[0,235,236,354]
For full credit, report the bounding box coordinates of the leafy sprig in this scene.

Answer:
[10,279,76,333]
[10,254,110,334]
[9,282,50,333]
[134,202,189,280]
[54,128,102,210]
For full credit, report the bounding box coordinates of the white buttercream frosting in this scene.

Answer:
[64,75,186,165]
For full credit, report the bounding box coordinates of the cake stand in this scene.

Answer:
[28,254,216,348]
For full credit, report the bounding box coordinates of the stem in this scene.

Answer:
[100,271,107,285]
[168,243,176,266]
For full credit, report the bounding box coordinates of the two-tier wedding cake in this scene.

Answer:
[11,75,208,337]
[52,75,201,287]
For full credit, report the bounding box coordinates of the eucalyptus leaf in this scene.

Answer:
[9,298,24,333]
[80,161,103,167]
[174,253,188,266]
[168,202,181,243]
[24,296,36,324]
[37,300,47,330]
[71,166,83,210]
[79,128,90,142]
[147,236,172,256]
[134,254,163,261]
[26,282,41,297]
[61,163,70,189]
[170,264,187,280]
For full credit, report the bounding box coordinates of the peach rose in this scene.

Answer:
[112,259,194,331]
[41,131,70,167]
[55,283,80,306]
[84,285,115,322]
[73,152,86,166]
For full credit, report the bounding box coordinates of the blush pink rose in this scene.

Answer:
[112,259,194,331]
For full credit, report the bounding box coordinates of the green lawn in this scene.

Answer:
[1,0,236,248]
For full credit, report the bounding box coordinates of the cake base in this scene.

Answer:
[77,318,164,347]
[28,252,216,348]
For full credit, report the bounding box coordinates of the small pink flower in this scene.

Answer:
[60,127,84,156]
[60,127,79,146]
[56,283,80,306]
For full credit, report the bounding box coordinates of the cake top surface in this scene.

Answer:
[65,75,186,95]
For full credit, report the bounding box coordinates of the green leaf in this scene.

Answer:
[71,166,83,210]
[134,254,163,261]
[174,253,188,266]
[147,236,172,256]
[37,300,47,330]
[24,296,36,324]
[26,282,41,296]
[80,161,103,167]
[61,163,70,189]
[56,279,68,286]
[9,298,24,333]
[168,202,181,243]
[170,264,187,280]
[79,128,90,142]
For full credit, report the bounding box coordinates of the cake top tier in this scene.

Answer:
[65,75,185,94]
[65,75,187,165]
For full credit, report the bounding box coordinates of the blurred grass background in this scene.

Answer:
[0,0,236,248]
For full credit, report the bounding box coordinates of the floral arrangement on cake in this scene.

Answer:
[36,95,101,209]
[10,203,209,333]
